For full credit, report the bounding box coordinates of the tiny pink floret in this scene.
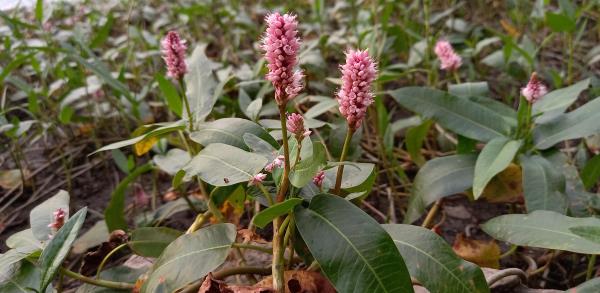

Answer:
[265,155,285,172]
[337,49,377,130]
[48,208,66,232]
[286,113,311,139]
[434,40,462,71]
[521,72,548,103]
[161,31,188,80]
[262,12,303,105]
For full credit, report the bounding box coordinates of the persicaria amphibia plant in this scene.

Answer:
[434,39,462,71]
[161,31,188,80]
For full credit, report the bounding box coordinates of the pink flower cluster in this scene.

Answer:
[48,208,66,232]
[312,170,325,188]
[249,173,267,186]
[434,40,462,71]
[337,50,377,130]
[521,72,548,103]
[262,13,303,105]
[265,155,285,172]
[161,31,188,80]
[286,113,311,140]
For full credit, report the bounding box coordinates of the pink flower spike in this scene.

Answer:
[312,170,325,188]
[249,173,267,186]
[434,40,462,71]
[286,113,310,140]
[521,72,548,103]
[262,12,303,105]
[337,49,377,130]
[48,208,66,232]
[161,31,188,80]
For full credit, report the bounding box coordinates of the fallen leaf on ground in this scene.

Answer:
[255,270,336,293]
[453,233,501,269]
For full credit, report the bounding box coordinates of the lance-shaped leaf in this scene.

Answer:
[184,45,218,123]
[383,224,489,293]
[534,98,600,149]
[405,155,477,223]
[481,210,600,254]
[322,162,375,192]
[448,82,489,98]
[533,78,590,124]
[568,276,600,292]
[389,87,513,142]
[473,138,521,199]
[39,207,87,292]
[190,118,277,150]
[182,143,268,186]
[519,155,568,213]
[295,194,414,293]
[91,121,185,154]
[252,198,303,228]
[142,223,235,293]
[569,226,600,244]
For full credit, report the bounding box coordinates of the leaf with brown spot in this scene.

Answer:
[452,233,500,269]
[134,136,158,156]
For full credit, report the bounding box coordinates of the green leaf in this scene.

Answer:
[90,13,115,49]
[481,210,600,254]
[546,12,576,33]
[473,138,521,199]
[568,276,600,293]
[184,45,218,123]
[448,82,489,98]
[295,194,414,293]
[72,221,108,255]
[0,261,50,293]
[129,227,183,258]
[76,265,146,293]
[105,163,153,231]
[569,226,600,244]
[304,99,338,119]
[252,198,303,228]
[533,79,590,124]
[383,224,489,293]
[182,143,268,186]
[405,155,476,223]
[389,87,513,142]
[243,133,277,159]
[30,190,70,241]
[405,120,433,166]
[581,154,600,189]
[190,118,277,150]
[290,142,327,188]
[156,74,182,117]
[142,223,235,293]
[322,162,375,192]
[520,155,568,213]
[6,229,41,250]
[91,121,185,154]
[153,149,190,176]
[39,207,87,292]
[534,98,600,149]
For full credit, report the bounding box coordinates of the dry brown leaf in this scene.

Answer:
[237,229,267,244]
[452,233,501,269]
[134,136,158,156]
[198,273,273,293]
[0,169,26,189]
[212,201,243,225]
[255,270,336,293]
[481,163,523,203]
[500,19,520,37]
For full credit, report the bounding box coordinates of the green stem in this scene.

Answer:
[186,210,212,234]
[453,70,461,84]
[258,183,274,206]
[233,243,272,254]
[179,78,194,131]
[60,267,134,290]
[95,243,128,279]
[587,254,597,280]
[277,214,291,238]
[334,128,354,195]
[276,105,291,203]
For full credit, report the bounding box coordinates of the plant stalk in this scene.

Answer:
[334,128,354,195]
[178,78,194,131]
[60,267,134,290]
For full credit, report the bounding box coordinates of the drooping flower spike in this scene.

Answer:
[434,39,462,71]
[249,173,267,186]
[337,49,377,130]
[262,12,303,105]
[313,170,325,188]
[48,208,66,232]
[161,31,188,80]
[265,155,285,172]
[286,113,311,140]
[521,72,548,103]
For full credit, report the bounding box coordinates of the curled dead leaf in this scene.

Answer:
[452,233,500,269]
[255,270,336,293]
[481,163,523,203]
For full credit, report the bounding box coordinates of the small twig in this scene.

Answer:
[421,199,442,228]
[60,267,134,290]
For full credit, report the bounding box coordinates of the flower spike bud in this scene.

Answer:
[434,39,462,71]
[337,49,377,130]
[521,72,548,103]
[161,31,188,80]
